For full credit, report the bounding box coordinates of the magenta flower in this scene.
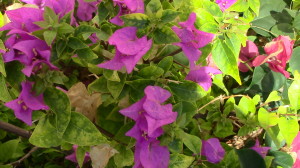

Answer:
[292,132,300,168]
[215,0,237,11]
[66,145,90,167]
[5,81,49,125]
[238,40,259,72]
[77,0,101,21]
[185,66,222,91]
[201,138,225,164]
[98,27,152,73]
[119,86,177,168]
[250,140,270,158]
[2,35,58,77]
[0,7,43,34]
[120,86,177,138]
[253,36,294,78]
[44,0,75,18]
[110,0,144,26]
[172,12,214,69]
[133,139,170,168]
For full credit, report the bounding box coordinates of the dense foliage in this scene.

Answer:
[0,0,300,167]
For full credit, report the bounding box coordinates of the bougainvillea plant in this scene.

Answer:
[0,0,300,167]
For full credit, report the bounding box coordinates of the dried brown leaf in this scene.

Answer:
[67,82,101,122]
[90,144,118,168]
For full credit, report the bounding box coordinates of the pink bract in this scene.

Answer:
[253,35,294,78]
[5,81,49,125]
[201,138,225,163]
[172,12,214,69]
[216,0,237,11]
[98,27,152,73]
[250,140,270,158]
[238,40,259,72]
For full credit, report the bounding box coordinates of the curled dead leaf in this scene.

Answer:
[90,144,118,168]
[67,82,101,122]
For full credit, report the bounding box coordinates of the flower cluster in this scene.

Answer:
[0,7,58,77]
[119,86,177,167]
[21,0,101,22]
[252,35,294,78]
[172,12,221,90]
[5,81,49,125]
[98,27,152,73]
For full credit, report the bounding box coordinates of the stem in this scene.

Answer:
[9,147,39,166]
[168,48,182,56]
[0,121,31,138]
[197,94,249,113]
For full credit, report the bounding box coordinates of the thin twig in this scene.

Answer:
[168,48,182,56]
[9,146,39,166]
[197,94,249,112]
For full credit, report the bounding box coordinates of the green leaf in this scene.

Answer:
[158,56,173,73]
[161,10,180,23]
[270,151,293,168]
[29,116,62,148]
[75,25,99,36]
[43,30,57,46]
[56,22,74,34]
[290,47,300,75]
[63,112,106,146]
[194,8,219,33]
[0,47,6,77]
[169,81,206,102]
[212,39,241,84]
[88,76,109,93]
[258,108,278,128]
[76,146,89,168]
[169,153,194,168]
[248,0,260,15]
[0,74,12,102]
[44,88,71,137]
[173,101,197,127]
[288,71,300,110]
[114,145,134,167]
[153,26,180,44]
[235,97,256,120]
[179,131,201,154]
[98,2,109,23]
[265,126,285,149]
[121,13,150,29]
[107,73,126,99]
[126,79,155,101]
[278,117,299,146]
[248,64,286,93]
[214,118,234,138]
[146,0,162,14]
[104,70,120,82]
[68,37,88,50]
[236,148,266,168]
[0,12,4,27]
[213,74,229,95]
[265,91,281,103]
[138,66,164,79]
[43,7,59,24]
[228,0,249,12]
[76,48,98,62]
[0,139,19,162]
